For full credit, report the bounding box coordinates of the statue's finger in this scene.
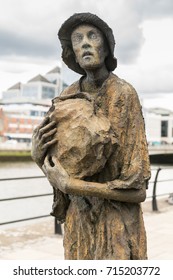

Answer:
[37,116,49,130]
[44,155,50,165]
[38,121,57,138]
[42,138,57,149]
[41,128,57,143]
[52,156,67,176]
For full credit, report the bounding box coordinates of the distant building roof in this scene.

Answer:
[148,107,173,115]
[47,66,61,74]
[28,74,51,83]
[8,82,21,90]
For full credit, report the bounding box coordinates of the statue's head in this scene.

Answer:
[58,13,117,75]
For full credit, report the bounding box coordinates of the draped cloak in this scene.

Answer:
[48,73,151,260]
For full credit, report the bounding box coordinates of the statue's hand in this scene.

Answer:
[43,155,70,194]
[31,116,57,167]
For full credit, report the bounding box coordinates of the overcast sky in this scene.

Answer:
[0,0,173,97]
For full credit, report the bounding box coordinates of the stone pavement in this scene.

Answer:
[143,198,173,260]
[0,199,173,260]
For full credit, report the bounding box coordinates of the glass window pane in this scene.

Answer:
[161,120,168,137]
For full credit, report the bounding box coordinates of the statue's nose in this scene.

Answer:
[81,35,91,49]
[82,43,91,49]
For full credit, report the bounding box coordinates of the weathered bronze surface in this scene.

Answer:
[31,13,150,260]
[49,93,117,179]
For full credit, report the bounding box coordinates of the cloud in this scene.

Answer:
[0,29,60,58]
[136,0,173,19]
[0,0,151,64]
[1,0,172,65]
[0,0,173,94]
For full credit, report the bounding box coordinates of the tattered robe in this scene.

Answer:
[49,73,151,260]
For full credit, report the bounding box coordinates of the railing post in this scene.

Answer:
[152,167,161,211]
[54,218,62,235]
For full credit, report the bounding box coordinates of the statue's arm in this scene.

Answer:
[66,177,146,203]
[43,155,146,204]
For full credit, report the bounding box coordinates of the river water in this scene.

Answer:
[0,161,52,226]
[0,161,173,227]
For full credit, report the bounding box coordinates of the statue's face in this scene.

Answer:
[71,24,108,70]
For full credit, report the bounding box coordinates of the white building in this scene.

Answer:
[144,107,173,145]
[2,66,62,104]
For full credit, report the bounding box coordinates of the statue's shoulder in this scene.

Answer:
[60,80,80,97]
[47,80,80,115]
[109,73,138,98]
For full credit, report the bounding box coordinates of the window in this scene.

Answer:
[161,120,168,137]
[30,110,39,116]
[3,91,19,99]
[42,86,55,99]
[41,111,47,117]
[22,86,38,98]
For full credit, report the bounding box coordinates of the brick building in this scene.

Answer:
[0,103,49,145]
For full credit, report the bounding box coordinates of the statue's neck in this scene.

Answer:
[81,66,109,93]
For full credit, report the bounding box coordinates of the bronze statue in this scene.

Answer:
[31,13,151,260]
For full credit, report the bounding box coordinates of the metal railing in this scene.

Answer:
[0,175,62,234]
[147,167,173,211]
[0,167,173,230]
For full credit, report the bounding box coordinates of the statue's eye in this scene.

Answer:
[72,33,83,43]
[89,32,97,40]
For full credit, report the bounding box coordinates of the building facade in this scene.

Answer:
[2,66,62,102]
[0,66,63,148]
[0,103,49,145]
[145,108,173,145]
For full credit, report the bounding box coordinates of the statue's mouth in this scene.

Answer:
[82,51,93,58]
